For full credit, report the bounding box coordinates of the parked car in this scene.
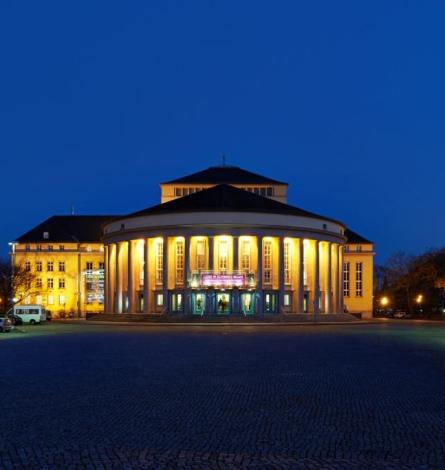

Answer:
[0,316,12,332]
[394,310,407,319]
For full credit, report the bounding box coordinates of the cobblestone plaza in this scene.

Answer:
[1,322,445,468]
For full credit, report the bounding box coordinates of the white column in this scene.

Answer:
[257,236,263,314]
[314,240,320,314]
[143,238,150,313]
[162,236,168,312]
[184,235,190,314]
[338,244,344,313]
[326,242,332,313]
[127,240,134,313]
[233,236,239,271]
[278,237,285,313]
[298,239,305,313]
[115,242,123,313]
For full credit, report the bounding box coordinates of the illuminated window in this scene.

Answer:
[155,240,163,285]
[59,295,65,305]
[43,232,49,240]
[36,295,42,305]
[196,239,206,270]
[58,278,65,289]
[219,239,228,272]
[356,262,363,297]
[343,262,350,297]
[47,295,54,305]
[47,262,54,272]
[156,293,163,306]
[47,278,54,289]
[36,261,42,272]
[284,240,291,285]
[59,261,65,272]
[175,239,184,286]
[284,293,291,306]
[241,239,251,272]
[263,240,272,285]
[25,261,31,272]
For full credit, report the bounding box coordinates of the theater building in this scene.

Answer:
[11,166,374,318]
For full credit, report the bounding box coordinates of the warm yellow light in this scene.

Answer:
[303,239,310,247]
[175,236,184,241]
[218,235,229,241]
[380,296,389,307]
[416,294,423,304]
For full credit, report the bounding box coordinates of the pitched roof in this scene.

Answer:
[15,215,121,243]
[127,184,344,226]
[345,228,372,244]
[162,165,288,185]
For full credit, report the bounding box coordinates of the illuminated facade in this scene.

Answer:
[11,166,374,318]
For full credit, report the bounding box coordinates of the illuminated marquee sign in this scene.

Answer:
[201,273,245,287]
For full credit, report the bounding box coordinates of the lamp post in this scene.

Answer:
[415,294,423,315]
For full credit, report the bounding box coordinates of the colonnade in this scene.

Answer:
[104,235,344,315]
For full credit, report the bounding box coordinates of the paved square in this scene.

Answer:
[1,322,445,468]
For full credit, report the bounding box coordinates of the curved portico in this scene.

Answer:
[103,184,346,316]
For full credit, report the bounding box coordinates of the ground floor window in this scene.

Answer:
[241,293,254,315]
[171,293,183,312]
[283,293,291,307]
[217,293,230,314]
[264,293,277,313]
[192,292,205,315]
[156,293,164,307]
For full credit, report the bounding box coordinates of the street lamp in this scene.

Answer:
[415,294,423,305]
[380,296,389,307]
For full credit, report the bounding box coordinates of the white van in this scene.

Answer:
[12,305,46,324]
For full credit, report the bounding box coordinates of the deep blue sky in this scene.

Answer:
[1,1,444,263]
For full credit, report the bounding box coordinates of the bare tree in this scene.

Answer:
[0,258,37,313]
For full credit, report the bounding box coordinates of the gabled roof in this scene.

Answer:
[15,215,121,243]
[162,165,288,185]
[345,228,372,244]
[127,184,344,226]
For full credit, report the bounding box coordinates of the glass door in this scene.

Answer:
[216,293,230,314]
[192,293,205,315]
[241,293,254,315]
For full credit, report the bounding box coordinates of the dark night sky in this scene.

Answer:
[1,1,444,262]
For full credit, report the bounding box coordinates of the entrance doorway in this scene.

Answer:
[192,293,205,315]
[241,293,254,315]
[216,293,230,314]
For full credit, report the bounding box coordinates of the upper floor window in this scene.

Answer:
[284,240,291,285]
[266,187,273,197]
[47,262,54,272]
[343,262,350,297]
[36,261,42,272]
[99,262,105,270]
[260,187,266,196]
[48,245,53,251]
[86,262,93,270]
[36,245,42,251]
[43,232,49,239]
[36,278,42,289]
[59,262,65,272]
[175,187,182,197]
[59,245,65,251]
[25,245,30,252]
[175,240,184,286]
[47,278,54,289]
[263,240,272,285]
[218,239,228,272]
[58,278,65,289]
[240,239,251,272]
[356,245,362,252]
[196,239,206,270]
[356,262,363,297]
[155,240,163,285]
[25,261,31,272]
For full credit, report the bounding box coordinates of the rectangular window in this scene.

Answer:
[155,240,163,285]
[241,239,251,272]
[86,262,93,270]
[59,245,65,251]
[196,239,206,270]
[59,295,65,305]
[219,239,228,272]
[48,245,53,251]
[36,278,42,289]
[47,295,54,305]
[260,187,266,196]
[99,262,105,270]
[284,240,291,285]
[37,245,42,251]
[47,262,54,272]
[356,262,363,297]
[175,187,182,197]
[263,240,272,285]
[266,187,273,197]
[156,293,163,306]
[284,293,291,307]
[58,278,65,289]
[25,245,30,252]
[25,261,31,272]
[343,262,350,297]
[36,261,42,272]
[175,239,184,286]
[47,278,54,289]
[59,261,65,272]
[36,295,42,305]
